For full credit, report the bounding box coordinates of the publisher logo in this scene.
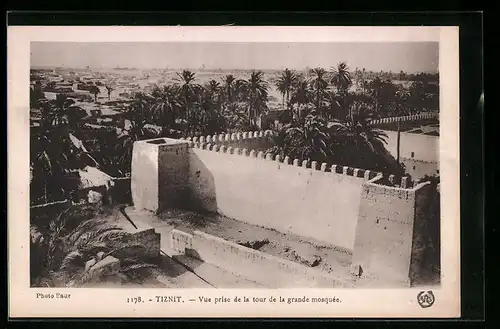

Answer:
[417,291,435,308]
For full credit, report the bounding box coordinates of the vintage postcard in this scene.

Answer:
[8,26,460,318]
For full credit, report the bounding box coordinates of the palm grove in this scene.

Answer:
[30,62,439,205]
[29,62,438,287]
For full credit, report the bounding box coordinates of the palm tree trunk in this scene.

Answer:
[44,182,48,203]
[185,94,189,122]
[396,121,401,169]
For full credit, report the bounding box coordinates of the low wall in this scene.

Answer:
[383,130,439,164]
[352,176,432,286]
[368,113,438,126]
[122,227,161,259]
[170,229,353,288]
[182,130,274,152]
[186,143,378,250]
[383,130,439,180]
[402,158,439,181]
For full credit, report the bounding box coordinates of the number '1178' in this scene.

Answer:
[127,297,143,304]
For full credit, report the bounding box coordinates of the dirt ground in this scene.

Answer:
[152,208,354,279]
[105,205,439,287]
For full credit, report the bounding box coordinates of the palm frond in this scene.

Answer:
[59,250,84,270]
[73,226,124,248]
[121,263,159,272]
[66,219,118,245]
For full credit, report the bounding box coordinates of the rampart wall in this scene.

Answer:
[352,176,432,285]
[186,141,382,250]
[131,132,435,286]
[368,112,438,126]
[183,130,274,152]
[383,130,439,179]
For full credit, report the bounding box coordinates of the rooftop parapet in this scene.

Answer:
[189,139,408,182]
[186,130,275,145]
[368,112,438,126]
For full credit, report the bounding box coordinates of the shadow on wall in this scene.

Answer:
[409,181,441,286]
[185,152,218,214]
[155,254,204,280]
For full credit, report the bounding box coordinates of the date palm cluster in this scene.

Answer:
[30,64,438,204]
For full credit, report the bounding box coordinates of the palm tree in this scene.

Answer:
[30,95,85,204]
[130,92,151,127]
[222,74,236,103]
[290,80,314,121]
[271,113,332,163]
[324,90,343,121]
[175,70,201,124]
[330,62,352,117]
[330,62,352,96]
[110,95,162,176]
[89,85,100,103]
[241,71,269,127]
[308,68,329,111]
[30,80,45,109]
[193,90,226,135]
[105,85,113,100]
[39,94,75,128]
[206,80,222,104]
[290,80,313,106]
[149,85,181,128]
[328,102,400,173]
[276,68,298,111]
[367,77,384,115]
[30,205,159,287]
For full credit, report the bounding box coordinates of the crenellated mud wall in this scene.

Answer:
[351,176,433,286]
[131,134,436,285]
[186,141,387,250]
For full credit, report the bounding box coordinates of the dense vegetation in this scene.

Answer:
[30,204,159,287]
[30,63,439,204]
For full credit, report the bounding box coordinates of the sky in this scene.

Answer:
[31,42,439,73]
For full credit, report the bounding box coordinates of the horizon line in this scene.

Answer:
[30,65,439,75]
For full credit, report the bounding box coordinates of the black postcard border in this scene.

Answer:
[5,11,485,325]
